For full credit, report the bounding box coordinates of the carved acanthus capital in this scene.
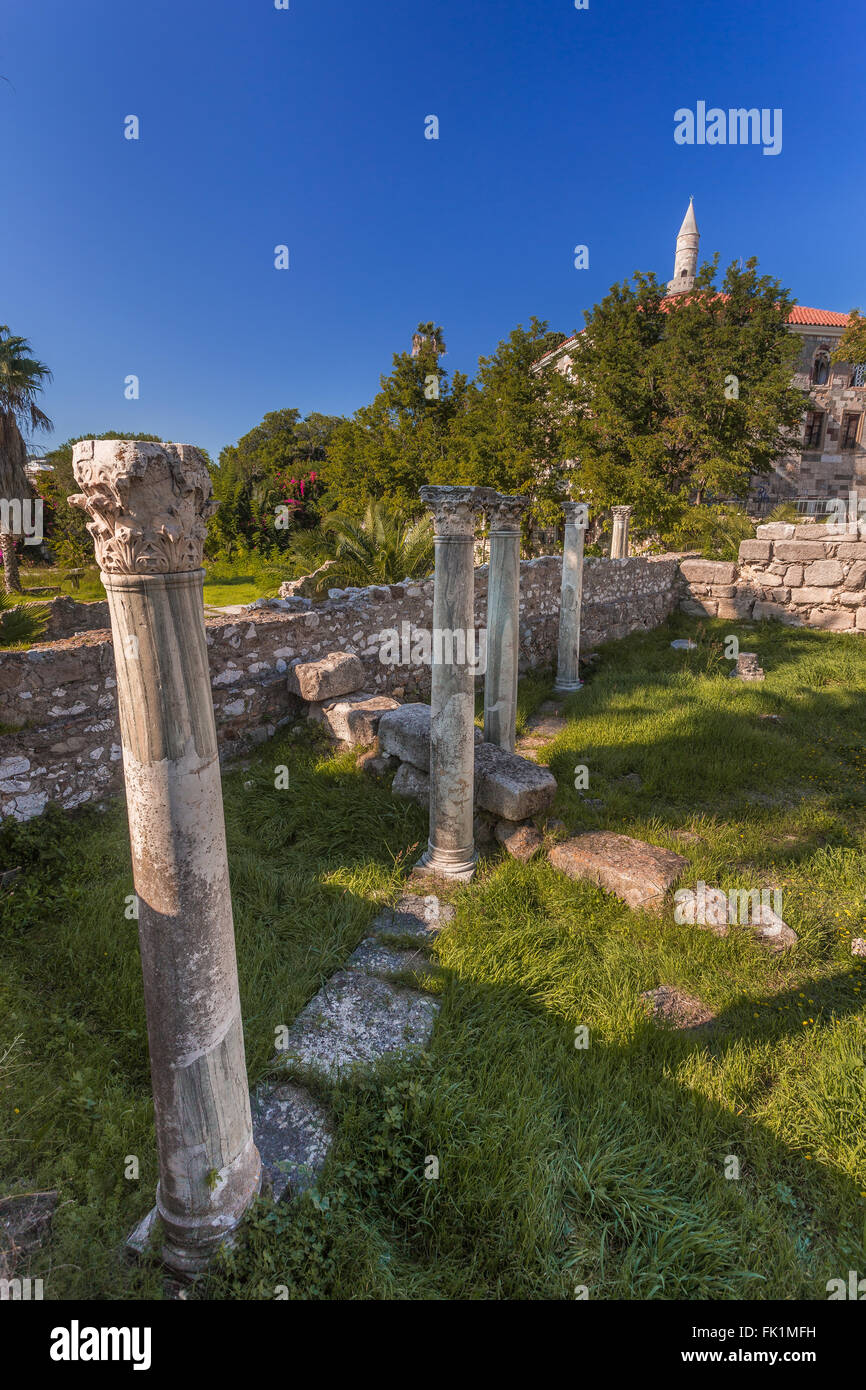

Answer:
[484,493,528,533]
[69,440,218,575]
[419,485,497,537]
[611,505,633,519]
[562,501,589,528]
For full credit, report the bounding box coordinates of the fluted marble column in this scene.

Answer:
[610,505,632,559]
[483,493,527,752]
[554,501,587,694]
[417,485,493,881]
[70,440,260,1275]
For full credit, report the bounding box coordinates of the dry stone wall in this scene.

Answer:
[0,554,682,822]
[680,524,866,632]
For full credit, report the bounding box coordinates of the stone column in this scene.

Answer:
[417,485,493,881]
[69,440,260,1275]
[483,493,527,752]
[554,501,587,694]
[610,505,632,559]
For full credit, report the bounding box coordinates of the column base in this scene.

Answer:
[553,678,584,693]
[416,844,477,882]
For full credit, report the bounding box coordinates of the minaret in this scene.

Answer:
[667,198,699,295]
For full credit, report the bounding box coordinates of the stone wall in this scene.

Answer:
[0,553,682,822]
[680,523,866,632]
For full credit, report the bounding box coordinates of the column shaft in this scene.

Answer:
[555,502,586,694]
[483,495,526,751]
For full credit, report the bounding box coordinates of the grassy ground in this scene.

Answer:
[17,560,282,611]
[1,614,865,1300]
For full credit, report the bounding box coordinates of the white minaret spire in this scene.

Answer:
[667,197,699,295]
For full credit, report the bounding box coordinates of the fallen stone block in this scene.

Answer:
[378,702,431,769]
[0,1191,59,1277]
[308,692,400,745]
[288,651,365,701]
[357,749,398,778]
[346,937,431,980]
[494,819,544,861]
[372,893,455,940]
[273,971,439,1081]
[640,986,716,1033]
[392,761,430,806]
[732,651,764,681]
[474,742,557,821]
[251,1083,333,1202]
[751,908,798,952]
[548,832,687,913]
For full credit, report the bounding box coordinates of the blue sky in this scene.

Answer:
[3,0,865,464]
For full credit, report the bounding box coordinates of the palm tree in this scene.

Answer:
[0,326,53,592]
[288,502,434,594]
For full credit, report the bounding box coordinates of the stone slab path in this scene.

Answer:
[252,893,448,1204]
[515,699,567,760]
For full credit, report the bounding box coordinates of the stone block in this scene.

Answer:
[372,893,455,940]
[474,743,557,821]
[287,651,365,701]
[790,587,834,606]
[378,702,431,770]
[251,1084,333,1203]
[273,970,439,1082]
[345,937,430,980]
[679,559,737,584]
[493,819,544,861]
[308,692,400,745]
[857,609,866,631]
[803,560,844,586]
[738,540,772,562]
[548,832,687,914]
[640,986,716,1032]
[752,601,801,624]
[783,565,803,587]
[716,598,755,620]
[774,541,831,562]
[844,562,866,590]
[391,761,429,806]
[810,607,854,631]
[680,598,718,617]
[836,543,866,560]
[756,523,795,539]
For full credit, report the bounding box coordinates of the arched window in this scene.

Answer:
[812,348,831,385]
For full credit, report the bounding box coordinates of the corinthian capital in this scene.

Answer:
[484,493,528,533]
[419,485,498,537]
[69,440,217,575]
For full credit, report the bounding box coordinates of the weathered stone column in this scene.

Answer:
[483,493,527,752]
[610,505,632,559]
[554,501,587,694]
[69,440,260,1275]
[417,485,492,881]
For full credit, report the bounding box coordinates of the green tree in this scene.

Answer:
[324,323,469,511]
[289,502,433,593]
[560,259,805,529]
[212,409,341,554]
[445,318,571,526]
[831,309,866,366]
[0,326,53,592]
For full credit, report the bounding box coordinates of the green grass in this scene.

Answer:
[2,615,865,1299]
[16,558,285,615]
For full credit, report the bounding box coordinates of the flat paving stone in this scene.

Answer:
[273,970,439,1082]
[641,986,717,1033]
[346,937,432,979]
[371,892,456,941]
[474,742,557,820]
[251,1083,334,1202]
[549,832,687,914]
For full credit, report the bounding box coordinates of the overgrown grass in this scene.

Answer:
[2,616,865,1299]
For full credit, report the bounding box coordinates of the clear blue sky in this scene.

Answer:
[3,0,864,464]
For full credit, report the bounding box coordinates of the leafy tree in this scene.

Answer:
[324,324,469,510]
[831,309,866,366]
[0,325,53,592]
[0,587,47,646]
[445,319,571,525]
[211,409,341,554]
[559,259,805,530]
[286,502,434,593]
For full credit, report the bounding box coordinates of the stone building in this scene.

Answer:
[535,202,866,506]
